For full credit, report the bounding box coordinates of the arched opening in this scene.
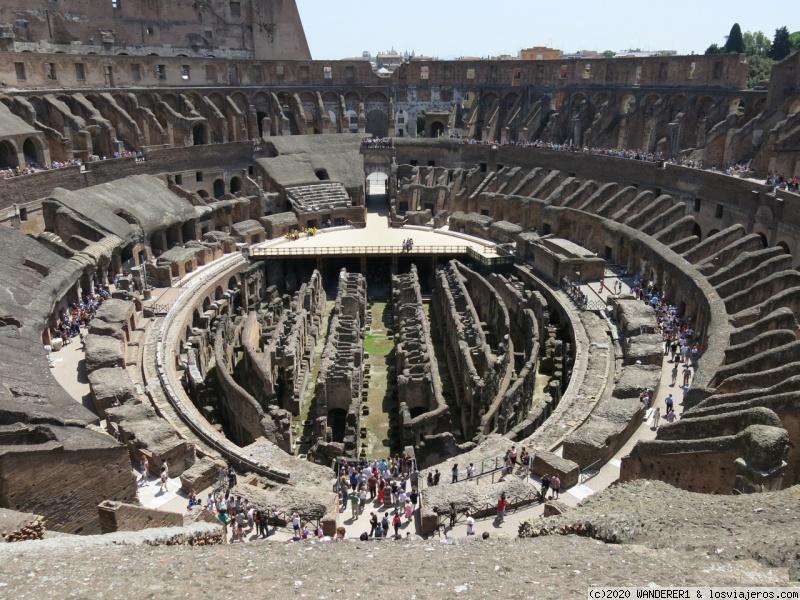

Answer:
[757,232,768,248]
[315,169,329,181]
[256,111,268,137]
[22,138,42,167]
[776,241,790,255]
[202,297,211,312]
[708,229,720,238]
[0,140,18,169]
[192,310,202,329]
[214,286,224,301]
[691,222,702,241]
[365,110,388,138]
[230,176,242,194]
[192,123,208,145]
[328,408,347,443]
[429,121,445,138]
[367,172,388,197]
[213,179,225,199]
[228,276,238,290]
[197,189,209,199]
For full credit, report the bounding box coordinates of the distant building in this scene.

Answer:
[519,46,562,61]
[562,50,600,60]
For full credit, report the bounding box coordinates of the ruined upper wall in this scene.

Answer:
[0,0,310,60]
[0,51,748,90]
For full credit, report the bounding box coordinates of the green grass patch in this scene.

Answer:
[365,334,393,356]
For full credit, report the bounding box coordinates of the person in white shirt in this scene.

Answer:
[466,514,475,536]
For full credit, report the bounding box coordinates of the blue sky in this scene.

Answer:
[296,0,796,59]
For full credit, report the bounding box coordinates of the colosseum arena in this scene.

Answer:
[0,0,799,596]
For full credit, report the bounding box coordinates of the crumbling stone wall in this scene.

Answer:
[313,269,366,460]
[98,501,184,534]
[432,260,511,441]
[392,265,450,450]
[213,315,292,452]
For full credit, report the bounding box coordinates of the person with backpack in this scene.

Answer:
[381,512,389,535]
[540,474,551,502]
[392,512,401,536]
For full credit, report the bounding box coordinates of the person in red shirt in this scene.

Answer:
[496,492,508,523]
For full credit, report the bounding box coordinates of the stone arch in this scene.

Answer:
[756,232,768,248]
[214,285,224,301]
[615,93,636,122]
[0,139,18,168]
[230,176,242,194]
[137,93,157,112]
[228,275,238,290]
[366,110,388,137]
[667,94,688,121]
[206,92,225,111]
[192,122,209,145]
[213,178,225,199]
[708,229,720,238]
[202,297,211,312]
[727,97,745,118]
[503,91,519,111]
[344,91,360,112]
[197,189,209,199]
[481,91,498,112]
[161,93,180,112]
[299,91,316,117]
[776,241,791,255]
[22,137,44,166]
[691,222,702,241]
[696,96,716,120]
[429,121,445,138]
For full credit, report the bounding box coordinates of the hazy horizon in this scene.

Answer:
[297,0,796,60]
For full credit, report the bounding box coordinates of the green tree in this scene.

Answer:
[705,43,723,55]
[742,30,771,56]
[769,26,792,60]
[746,54,774,88]
[790,31,800,52]
[724,23,745,53]
[416,110,426,136]
[601,50,616,58]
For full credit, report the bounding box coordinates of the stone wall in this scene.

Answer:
[392,265,450,451]
[0,424,136,535]
[98,501,183,534]
[313,269,366,460]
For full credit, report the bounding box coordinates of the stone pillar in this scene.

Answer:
[668,122,681,159]
[572,117,582,147]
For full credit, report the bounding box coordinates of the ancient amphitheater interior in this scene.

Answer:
[0,0,800,595]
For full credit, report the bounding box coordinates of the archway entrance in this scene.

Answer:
[365,110,389,138]
[192,123,208,145]
[0,141,18,169]
[22,138,41,167]
[429,121,445,138]
[366,172,389,222]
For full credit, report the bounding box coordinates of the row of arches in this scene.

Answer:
[0,136,46,169]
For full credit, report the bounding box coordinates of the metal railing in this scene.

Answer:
[252,245,471,258]
[434,486,542,530]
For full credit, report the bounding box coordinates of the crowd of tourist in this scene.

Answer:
[401,237,415,252]
[362,137,393,149]
[336,455,419,541]
[562,275,591,308]
[52,288,111,347]
[766,173,799,192]
[462,138,666,163]
[2,151,147,179]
